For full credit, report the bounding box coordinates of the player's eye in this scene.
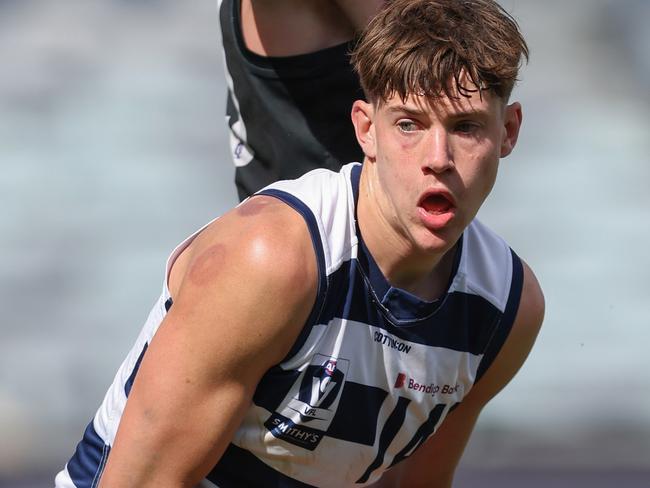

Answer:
[397,120,418,133]
[455,121,480,134]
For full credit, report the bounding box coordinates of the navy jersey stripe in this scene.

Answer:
[350,163,361,201]
[67,421,110,488]
[124,342,148,397]
[252,367,302,410]
[356,396,411,483]
[389,402,447,468]
[475,249,524,381]
[326,381,388,445]
[256,188,330,361]
[208,443,316,487]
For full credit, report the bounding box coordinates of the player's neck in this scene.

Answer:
[357,172,457,302]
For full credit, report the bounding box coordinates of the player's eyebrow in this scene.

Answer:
[386,105,427,117]
[447,108,490,121]
[386,104,490,121]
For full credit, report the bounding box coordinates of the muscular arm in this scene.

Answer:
[374,260,545,488]
[241,0,385,56]
[98,197,318,487]
[332,0,386,31]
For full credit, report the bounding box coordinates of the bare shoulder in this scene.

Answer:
[168,195,319,367]
[465,258,545,406]
[171,196,316,298]
[516,260,545,346]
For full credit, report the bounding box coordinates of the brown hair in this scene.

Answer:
[350,0,529,103]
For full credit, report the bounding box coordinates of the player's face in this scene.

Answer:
[355,86,521,254]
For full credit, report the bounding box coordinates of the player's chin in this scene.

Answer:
[412,231,453,255]
[420,221,464,253]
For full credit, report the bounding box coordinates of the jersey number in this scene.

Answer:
[356,399,456,484]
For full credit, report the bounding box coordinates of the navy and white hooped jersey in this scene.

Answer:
[56,163,523,488]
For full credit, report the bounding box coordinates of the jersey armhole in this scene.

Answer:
[475,249,524,382]
[256,189,329,362]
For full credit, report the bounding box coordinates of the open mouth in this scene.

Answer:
[419,193,454,214]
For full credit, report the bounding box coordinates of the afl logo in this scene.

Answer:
[324,359,337,376]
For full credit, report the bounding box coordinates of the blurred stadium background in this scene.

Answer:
[1,0,649,486]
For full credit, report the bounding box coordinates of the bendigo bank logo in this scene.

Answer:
[265,355,349,451]
[394,372,460,396]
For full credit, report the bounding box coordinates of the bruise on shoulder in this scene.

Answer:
[187,243,228,287]
[236,196,276,217]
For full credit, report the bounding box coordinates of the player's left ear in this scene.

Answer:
[351,100,377,160]
[500,102,522,157]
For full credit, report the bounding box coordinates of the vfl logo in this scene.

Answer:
[265,355,349,451]
[293,359,344,421]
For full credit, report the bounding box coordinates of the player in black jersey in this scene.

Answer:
[219,0,384,200]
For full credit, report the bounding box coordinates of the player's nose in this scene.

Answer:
[422,128,454,174]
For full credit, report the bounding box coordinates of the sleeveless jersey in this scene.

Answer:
[219,0,365,201]
[55,163,523,488]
